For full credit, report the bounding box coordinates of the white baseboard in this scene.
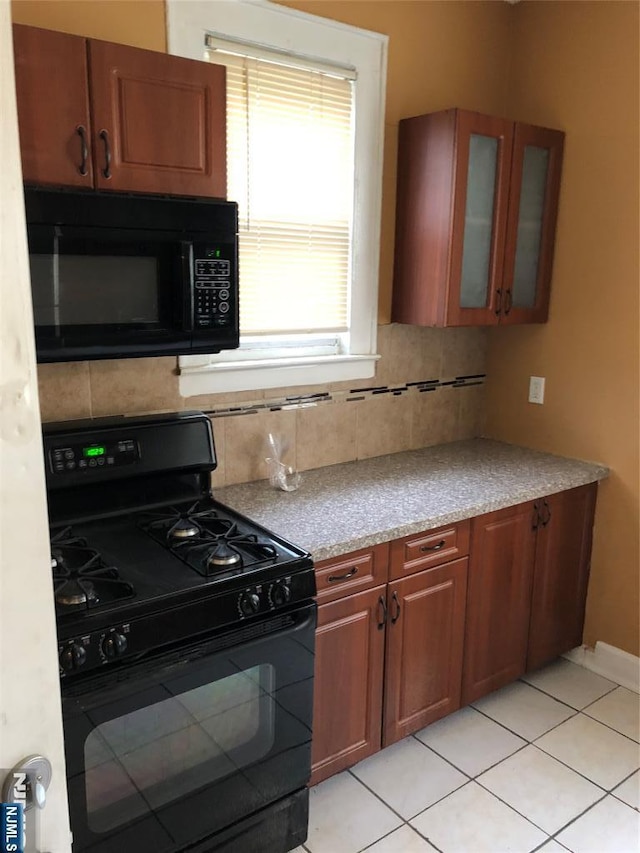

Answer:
[564,642,640,694]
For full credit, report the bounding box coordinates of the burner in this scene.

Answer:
[170,518,201,540]
[57,579,98,608]
[207,541,243,569]
[50,526,135,612]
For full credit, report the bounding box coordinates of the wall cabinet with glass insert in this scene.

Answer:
[392,108,564,326]
[13,24,226,198]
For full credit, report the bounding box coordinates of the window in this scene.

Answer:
[167,0,387,394]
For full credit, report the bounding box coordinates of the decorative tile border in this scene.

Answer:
[205,374,486,419]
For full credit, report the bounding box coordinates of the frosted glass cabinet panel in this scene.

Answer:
[501,123,565,325]
[511,146,549,309]
[392,108,564,328]
[459,134,499,309]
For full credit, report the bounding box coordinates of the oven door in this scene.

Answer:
[62,604,315,853]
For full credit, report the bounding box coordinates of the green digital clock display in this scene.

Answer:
[84,446,106,458]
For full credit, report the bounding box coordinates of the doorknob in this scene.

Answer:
[2,755,52,812]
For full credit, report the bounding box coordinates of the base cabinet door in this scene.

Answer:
[310,586,386,785]
[462,503,536,704]
[384,557,468,747]
[527,484,597,671]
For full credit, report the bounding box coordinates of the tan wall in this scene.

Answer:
[485,1,639,655]
[11,0,165,50]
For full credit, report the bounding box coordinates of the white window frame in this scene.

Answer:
[167,0,387,395]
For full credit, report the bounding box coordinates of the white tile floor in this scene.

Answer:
[295,659,640,853]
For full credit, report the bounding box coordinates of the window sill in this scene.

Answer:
[178,353,379,396]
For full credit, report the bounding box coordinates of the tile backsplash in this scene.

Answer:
[38,324,487,487]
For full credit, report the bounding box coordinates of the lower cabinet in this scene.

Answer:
[310,586,386,785]
[527,484,597,671]
[311,484,598,785]
[384,557,468,746]
[311,525,469,783]
[461,502,537,705]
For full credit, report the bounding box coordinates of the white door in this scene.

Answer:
[0,2,71,850]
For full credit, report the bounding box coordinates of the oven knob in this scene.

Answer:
[270,582,291,608]
[60,642,87,672]
[239,591,261,616]
[102,631,128,659]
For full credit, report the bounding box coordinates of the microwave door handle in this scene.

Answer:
[182,242,194,332]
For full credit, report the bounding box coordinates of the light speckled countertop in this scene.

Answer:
[215,439,608,561]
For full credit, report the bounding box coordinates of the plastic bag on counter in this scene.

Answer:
[265,432,302,492]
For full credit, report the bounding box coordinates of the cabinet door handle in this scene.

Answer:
[377,595,387,630]
[99,129,112,179]
[76,125,88,176]
[541,500,551,526]
[532,502,540,530]
[504,288,513,315]
[494,288,503,316]
[420,539,446,552]
[390,591,401,624]
[327,566,358,583]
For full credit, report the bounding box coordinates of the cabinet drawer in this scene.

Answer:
[315,543,389,604]
[389,520,470,580]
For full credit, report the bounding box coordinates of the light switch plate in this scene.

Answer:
[529,376,545,405]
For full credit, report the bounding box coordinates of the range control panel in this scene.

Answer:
[49,438,140,475]
[193,243,236,330]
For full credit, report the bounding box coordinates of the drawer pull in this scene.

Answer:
[327,566,358,583]
[420,540,446,552]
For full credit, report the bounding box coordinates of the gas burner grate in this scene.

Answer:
[51,526,135,612]
[138,501,235,542]
[139,504,279,577]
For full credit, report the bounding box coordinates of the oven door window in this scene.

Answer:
[85,664,275,833]
[63,605,315,852]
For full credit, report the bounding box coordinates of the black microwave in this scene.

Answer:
[24,187,239,363]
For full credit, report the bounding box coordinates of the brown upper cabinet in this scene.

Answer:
[12,24,227,198]
[392,108,564,327]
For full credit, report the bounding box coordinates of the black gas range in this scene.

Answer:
[44,411,316,853]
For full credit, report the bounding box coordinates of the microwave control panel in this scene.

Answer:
[49,439,140,475]
[193,245,235,330]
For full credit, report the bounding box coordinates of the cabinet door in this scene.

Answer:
[446,111,514,327]
[393,109,513,328]
[462,503,536,704]
[88,40,226,197]
[527,485,597,671]
[501,123,565,324]
[13,25,93,187]
[310,586,386,785]
[383,557,468,747]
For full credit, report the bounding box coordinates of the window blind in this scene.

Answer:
[206,41,355,337]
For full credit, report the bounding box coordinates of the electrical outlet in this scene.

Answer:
[529,376,545,405]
